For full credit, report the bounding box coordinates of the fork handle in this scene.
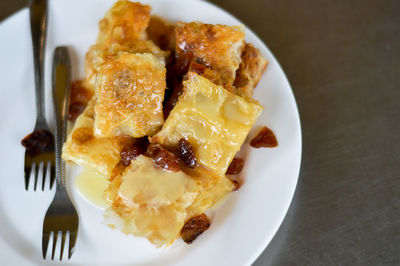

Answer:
[30,0,48,121]
[52,47,71,187]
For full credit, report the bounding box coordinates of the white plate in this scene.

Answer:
[0,0,301,265]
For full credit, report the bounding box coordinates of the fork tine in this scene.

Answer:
[42,231,50,259]
[60,231,66,260]
[32,162,38,191]
[42,161,49,191]
[34,162,42,191]
[51,231,58,260]
[49,165,56,190]
[68,231,77,259]
[24,164,32,191]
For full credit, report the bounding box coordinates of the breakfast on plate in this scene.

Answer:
[60,0,278,247]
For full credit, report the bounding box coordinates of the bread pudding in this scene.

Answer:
[62,0,270,247]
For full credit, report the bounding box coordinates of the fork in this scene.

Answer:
[42,47,79,260]
[24,0,56,191]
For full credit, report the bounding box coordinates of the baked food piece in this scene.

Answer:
[175,22,245,85]
[104,155,199,247]
[97,0,151,47]
[152,72,263,176]
[85,1,169,92]
[94,52,166,138]
[233,43,268,98]
[184,165,234,218]
[62,99,133,178]
[85,41,168,91]
[104,155,233,247]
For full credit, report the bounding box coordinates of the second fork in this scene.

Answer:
[24,0,55,191]
[42,46,79,260]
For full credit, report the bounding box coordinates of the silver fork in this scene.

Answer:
[24,0,56,191]
[42,47,79,260]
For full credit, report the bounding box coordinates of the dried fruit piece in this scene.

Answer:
[146,143,162,157]
[178,138,197,169]
[181,214,210,244]
[250,126,278,148]
[231,179,240,191]
[120,143,141,166]
[68,80,93,122]
[226,158,244,175]
[120,137,150,166]
[21,130,54,156]
[147,144,180,172]
[68,102,87,122]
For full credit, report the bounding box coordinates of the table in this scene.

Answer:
[1,0,399,265]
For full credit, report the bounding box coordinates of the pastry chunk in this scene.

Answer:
[94,52,166,138]
[233,43,268,98]
[175,22,245,85]
[185,165,234,218]
[62,99,133,178]
[152,73,263,176]
[104,155,199,247]
[104,155,233,246]
[85,42,168,91]
[97,0,151,47]
[85,1,167,92]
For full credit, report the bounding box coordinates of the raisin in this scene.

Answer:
[147,144,180,172]
[70,80,93,103]
[226,158,244,175]
[181,214,210,244]
[68,80,93,122]
[120,144,142,166]
[120,137,149,166]
[68,102,86,122]
[178,138,197,169]
[146,143,162,157]
[153,150,181,172]
[250,126,278,148]
[21,129,54,157]
[231,179,241,191]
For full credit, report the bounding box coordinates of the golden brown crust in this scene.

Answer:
[85,41,168,91]
[94,52,166,138]
[175,22,245,86]
[62,99,134,178]
[233,43,268,98]
[97,0,151,47]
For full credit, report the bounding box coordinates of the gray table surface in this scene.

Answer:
[1,0,399,265]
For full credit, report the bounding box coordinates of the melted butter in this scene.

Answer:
[75,169,110,209]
